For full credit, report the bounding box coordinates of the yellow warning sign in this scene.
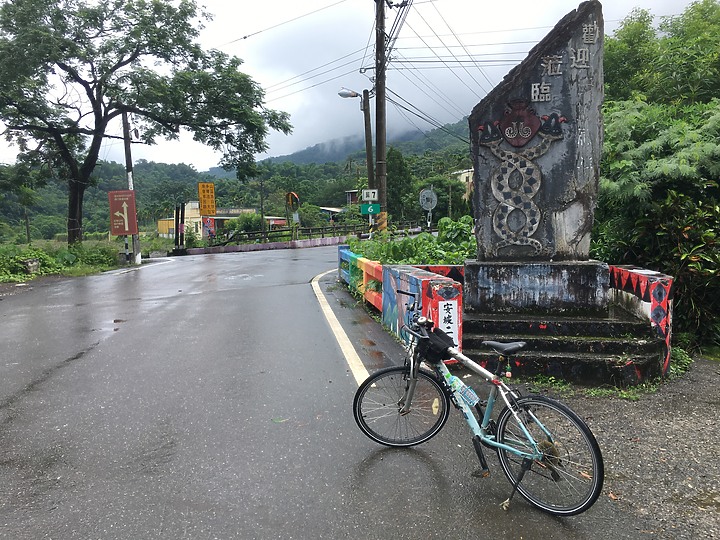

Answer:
[198,182,216,216]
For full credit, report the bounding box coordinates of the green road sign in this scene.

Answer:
[361,203,380,215]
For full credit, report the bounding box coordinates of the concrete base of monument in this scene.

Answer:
[464,260,610,316]
[462,260,664,385]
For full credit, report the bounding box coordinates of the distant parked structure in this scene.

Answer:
[454,169,473,201]
[157,201,256,239]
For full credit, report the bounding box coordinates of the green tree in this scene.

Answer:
[298,203,326,228]
[603,8,657,102]
[0,0,290,244]
[596,0,720,347]
[386,147,414,220]
[0,162,47,242]
[226,213,263,234]
[645,0,720,104]
[604,0,720,104]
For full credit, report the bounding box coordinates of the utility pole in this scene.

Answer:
[121,110,141,265]
[375,0,387,230]
[362,89,375,191]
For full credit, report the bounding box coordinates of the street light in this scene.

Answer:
[338,88,375,192]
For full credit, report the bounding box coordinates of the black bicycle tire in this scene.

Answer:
[495,395,604,516]
[353,366,450,447]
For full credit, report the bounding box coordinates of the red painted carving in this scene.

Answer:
[499,99,541,147]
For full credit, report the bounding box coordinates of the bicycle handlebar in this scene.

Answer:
[402,324,428,341]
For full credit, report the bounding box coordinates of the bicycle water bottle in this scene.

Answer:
[445,373,479,407]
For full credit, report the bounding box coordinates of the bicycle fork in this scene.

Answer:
[398,346,421,415]
[398,378,418,415]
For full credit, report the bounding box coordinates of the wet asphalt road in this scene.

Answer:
[0,246,644,539]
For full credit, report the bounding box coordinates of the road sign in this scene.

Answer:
[362,189,378,202]
[108,190,138,236]
[360,203,380,215]
[419,188,438,211]
[198,182,216,215]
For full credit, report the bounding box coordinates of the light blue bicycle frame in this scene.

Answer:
[427,346,549,460]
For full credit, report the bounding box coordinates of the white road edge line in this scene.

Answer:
[106,257,174,275]
[311,269,370,386]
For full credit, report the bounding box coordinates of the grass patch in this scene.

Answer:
[583,381,660,401]
[524,375,576,397]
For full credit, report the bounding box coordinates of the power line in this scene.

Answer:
[386,87,469,145]
[219,0,350,45]
[391,51,468,117]
[391,57,523,66]
[265,50,368,95]
[408,5,487,96]
[265,67,362,103]
[428,0,495,91]
[403,20,484,100]
[395,39,543,49]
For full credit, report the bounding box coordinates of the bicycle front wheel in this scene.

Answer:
[495,395,604,516]
[353,366,450,447]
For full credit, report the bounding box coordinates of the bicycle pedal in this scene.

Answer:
[471,468,490,479]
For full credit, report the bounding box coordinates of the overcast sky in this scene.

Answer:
[1,0,694,171]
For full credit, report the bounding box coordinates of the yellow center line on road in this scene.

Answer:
[311,269,369,386]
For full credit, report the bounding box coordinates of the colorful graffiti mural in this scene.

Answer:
[383,266,463,350]
[609,265,674,375]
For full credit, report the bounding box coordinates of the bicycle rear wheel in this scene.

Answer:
[354,366,450,447]
[495,395,604,516]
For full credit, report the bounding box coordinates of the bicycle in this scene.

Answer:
[352,290,604,516]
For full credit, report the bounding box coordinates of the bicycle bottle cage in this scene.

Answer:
[424,327,457,363]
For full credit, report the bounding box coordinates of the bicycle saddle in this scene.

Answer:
[481,340,526,355]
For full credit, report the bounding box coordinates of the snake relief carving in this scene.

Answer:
[478,100,566,256]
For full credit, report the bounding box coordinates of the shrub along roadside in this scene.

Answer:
[347,215,476,265]
[0,241,119,282]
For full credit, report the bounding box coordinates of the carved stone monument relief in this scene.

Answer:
[469,0,604,262]
[465,1,608,314]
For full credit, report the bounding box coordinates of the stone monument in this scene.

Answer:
[465,1,607,315]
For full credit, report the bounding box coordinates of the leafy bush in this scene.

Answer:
[348,215,476,265]
[592,98,720,347]
[298,203,327,228]
[634,190,720,345]
[140,234,174,256]
[69,243,118,267]
[0,245,62,281]
[184,230,204,248]
[0,241,119,282]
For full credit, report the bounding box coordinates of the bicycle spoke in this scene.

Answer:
[495,396,604,516]
[354,367,450,447]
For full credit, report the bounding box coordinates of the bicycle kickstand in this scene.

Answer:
[500,458,533,511]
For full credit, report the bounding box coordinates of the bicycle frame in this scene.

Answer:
[362,299,604,515]
[403,334,545,461]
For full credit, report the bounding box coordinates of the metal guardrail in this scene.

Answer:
[218,221,422,245]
